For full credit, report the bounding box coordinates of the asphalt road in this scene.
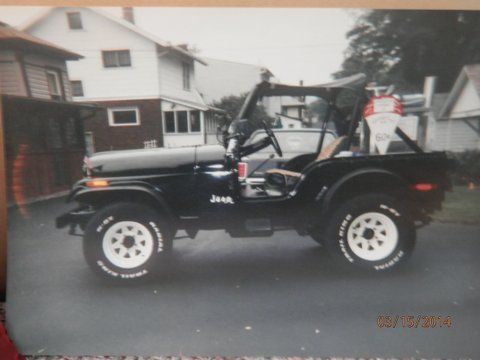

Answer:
[6,197,480,358]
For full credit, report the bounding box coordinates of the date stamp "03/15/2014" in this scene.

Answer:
[377,315,453,329]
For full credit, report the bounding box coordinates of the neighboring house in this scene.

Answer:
[196,57,273,104]
[265,81,308,129]
[0,21,95,204]
[23,7,211,151]
[274,97,306,129]
[430,64,480,152]
[196,57,273,143]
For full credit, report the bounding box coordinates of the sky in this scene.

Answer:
[0,6,357,84]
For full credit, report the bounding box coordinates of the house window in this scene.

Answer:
[70,80,84,97]
[108,107,140,126]
[164,112,175,133]
[182,62,191,90]
[177,111,188,133]
[163,110,202,134]
[102,50,131,68]
[67,12,83,30]
[46,70,63,101]
[190,111,201,132]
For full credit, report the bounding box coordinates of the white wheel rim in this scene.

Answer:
[102,221,154,269]
[347,212,398,261]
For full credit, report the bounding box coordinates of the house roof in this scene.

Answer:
[21,7,207,65]
[0,21,81,60]
[2,94,100,110]
[431,93,449,119]
[438,64,480,119]
[159,95,210,111]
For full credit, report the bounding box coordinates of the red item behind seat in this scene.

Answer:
[0,322,24,360]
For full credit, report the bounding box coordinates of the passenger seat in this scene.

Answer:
[266,135,349,179]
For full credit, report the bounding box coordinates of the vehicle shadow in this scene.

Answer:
[92,234,419,290]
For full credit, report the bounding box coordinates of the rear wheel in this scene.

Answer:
[83,202,171,280]
[324,193,415,271]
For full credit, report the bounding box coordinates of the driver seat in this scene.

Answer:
[265,135,349,179]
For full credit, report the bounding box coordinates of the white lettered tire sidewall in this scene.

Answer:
[83,202,169,280]
[325,193,415,271]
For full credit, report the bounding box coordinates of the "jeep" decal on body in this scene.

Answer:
[210,195,234,204]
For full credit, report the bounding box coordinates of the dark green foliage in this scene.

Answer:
[335,10,480,92]
[212,93,274,130]
[449,150,480,185]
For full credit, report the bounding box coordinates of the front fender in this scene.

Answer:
[71,183,175,219]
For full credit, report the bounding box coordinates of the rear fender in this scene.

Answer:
[319,168,410,215]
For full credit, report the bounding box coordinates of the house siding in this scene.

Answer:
[84,99,163,152]
[431,74,480,152]
[432,119,480,151]
[27,7,161,100]
[23,53,72,100]
[158,53,202,104]
[0,50,27,96]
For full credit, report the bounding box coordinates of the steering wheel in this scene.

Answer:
[262,120,283,157]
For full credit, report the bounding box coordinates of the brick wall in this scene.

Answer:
[85,99,163,152]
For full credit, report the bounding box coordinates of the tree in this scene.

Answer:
[211,93,274,130]
[335,10,480,92]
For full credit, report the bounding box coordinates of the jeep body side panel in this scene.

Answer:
[194,145,238,215]
[69,145,229,219]
[293,151,451,218]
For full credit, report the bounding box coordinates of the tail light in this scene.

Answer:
[411,183,438,192]
[238,162,247,180]
[86,179,109,188]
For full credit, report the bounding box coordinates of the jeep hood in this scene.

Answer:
[87,145,225,177]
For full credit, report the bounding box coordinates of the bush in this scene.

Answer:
[449,150,480,185]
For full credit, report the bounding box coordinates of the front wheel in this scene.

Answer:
[83,202,171,280]
[324,193,415,271]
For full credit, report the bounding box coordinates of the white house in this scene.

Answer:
[22,7,212,151]
[430,64,480,152]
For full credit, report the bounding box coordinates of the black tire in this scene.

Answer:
[324,193,415,271]
[83,202,172,280]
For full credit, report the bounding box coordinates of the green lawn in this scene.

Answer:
[433,186,480,224]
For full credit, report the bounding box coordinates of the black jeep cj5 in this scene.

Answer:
[57,74,452,280]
